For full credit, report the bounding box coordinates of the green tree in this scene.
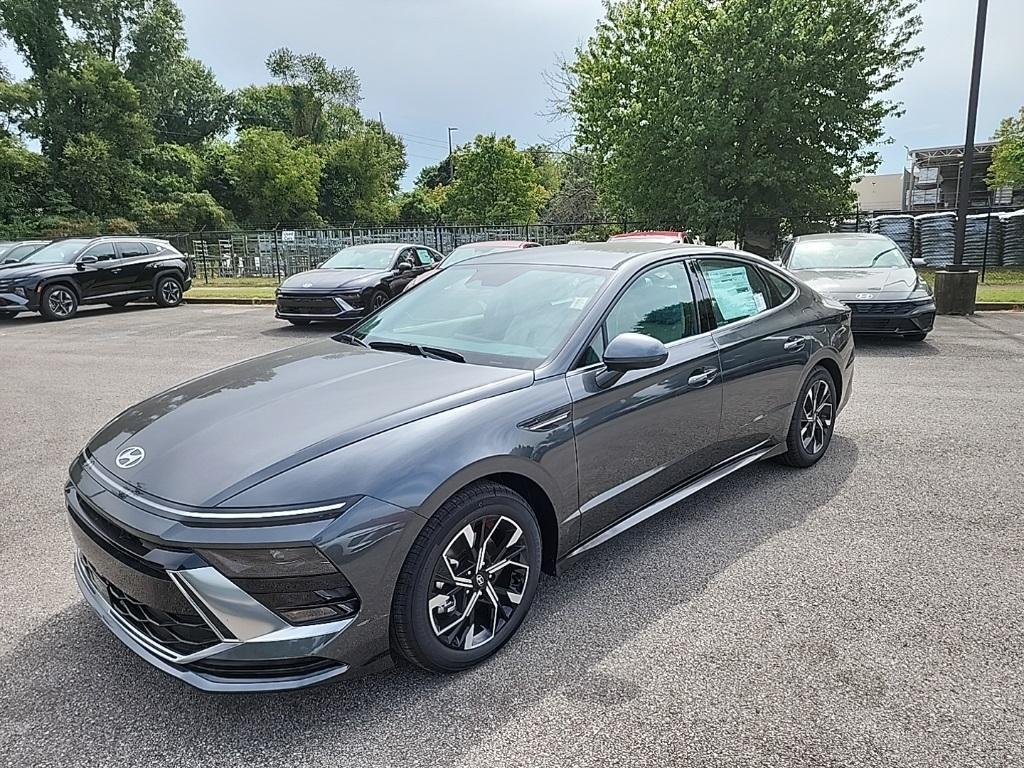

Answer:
[225,127,324,224]
[0,135,49,220]
[443,134,548,223]
[317,126,407,223]
[264,47,360,141]
[566,0,922,244]
[988,106,1024,189]
[395,187,445,223]
[415,157,454,189]
[541,151,608,222]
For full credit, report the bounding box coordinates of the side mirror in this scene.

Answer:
[596,332,669,388]
[911,257,927,268]
[397,261,413,272]
[77,254,98,269]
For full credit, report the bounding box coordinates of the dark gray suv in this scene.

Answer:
[67,242,854,691]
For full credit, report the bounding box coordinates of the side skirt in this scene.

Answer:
[559,441,782,565]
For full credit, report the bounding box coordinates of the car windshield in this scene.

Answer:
[321,245,397,270]
[442,245,516,269]
[789,238,909,270]
[348,263,608,369]
[20,239,90,264]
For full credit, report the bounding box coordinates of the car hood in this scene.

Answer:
[279,268,390,292]
[0,262,67,280]
[789,266,922,299]
[85,342,533,509]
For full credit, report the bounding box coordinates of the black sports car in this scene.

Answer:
[275,243,443,325]
[781,232,935,340]
[68,242,854,691]
[0,236,192,321]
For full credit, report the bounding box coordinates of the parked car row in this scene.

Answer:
[0,236,193,321]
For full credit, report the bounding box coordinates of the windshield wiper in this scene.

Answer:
[868,247,898,267]
[335,332,368,348]
[368,340,464,363]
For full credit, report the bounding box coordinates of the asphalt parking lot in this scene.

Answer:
[1,303,1022,767]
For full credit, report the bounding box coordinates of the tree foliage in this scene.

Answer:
[988,107,1024,190]
[567,0,923,243]
[443,134,548,224]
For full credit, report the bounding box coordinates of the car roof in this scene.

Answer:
[610,230,687,239]
[466,241,736,270]
[343,242,435,250]
[454,240,538,248]
[792,232,892,242]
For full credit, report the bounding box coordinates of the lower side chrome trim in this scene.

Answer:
[564,442,777,560]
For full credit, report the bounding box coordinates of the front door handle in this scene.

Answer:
[687,367,718,387]
[783,336,807,352]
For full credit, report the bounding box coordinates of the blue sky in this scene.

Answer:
[3,0,1022,187]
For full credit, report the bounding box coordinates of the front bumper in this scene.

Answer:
[0,289,34,313]
[846,300,935,336]
[275,291,365,322]
[66,459,425,692]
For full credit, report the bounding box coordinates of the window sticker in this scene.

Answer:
[706,266,760,321]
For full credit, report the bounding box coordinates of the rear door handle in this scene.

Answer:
[687,367,718,387]
[783,336,807,352]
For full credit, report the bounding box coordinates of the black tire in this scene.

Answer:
[287,318,311,326]
[154,275,183,308]
[391,481,542,672]
[775,366,837,468]
[903,332,928,342]
[367,289,389,311]
[39,284,78,321]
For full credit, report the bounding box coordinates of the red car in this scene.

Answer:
[608,230,691,244]
[403,240,540,292]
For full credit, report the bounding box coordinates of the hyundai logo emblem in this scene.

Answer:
[855,293,875,300]
[302,282,313,288]
[115,446,145,469]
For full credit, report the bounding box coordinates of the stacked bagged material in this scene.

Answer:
[837,218,869,233]
[915,211,956,267]
[870,214,914,258]
[1003,209,1024,267]
[963,213,1002,268]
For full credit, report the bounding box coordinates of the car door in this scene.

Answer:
[386,247,420,295]
[114,240,152,293]
[693,257,810,456]
[567,259,724,542]
[74,242,123,299]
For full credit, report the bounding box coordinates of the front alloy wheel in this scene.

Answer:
[391,481,541,671]
[428,516,530,651]
[40,285,78,321]
[800,378,834,455]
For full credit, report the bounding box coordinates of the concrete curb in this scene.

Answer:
[185,296,275,305]
[975,302,1024,312]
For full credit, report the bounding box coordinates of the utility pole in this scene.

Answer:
[447,127,458,182]
[952,0,988,269]
[935,0,988,316]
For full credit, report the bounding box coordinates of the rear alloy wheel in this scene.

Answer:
[154,275,183,308]
[776,367,836,468]
[391,482,541,672]
[40,284,78,321]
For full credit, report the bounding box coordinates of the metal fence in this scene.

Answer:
[140,210,1023,282]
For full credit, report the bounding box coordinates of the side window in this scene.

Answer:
[761,269,795,305]
[83,242,118,261]
[115,241,147,259]
[143,241,164,255]
[698,259,773,325]
[605,262,696,345]
[397,248,416,267]
[414,247,434,266]
[577,330,606,368]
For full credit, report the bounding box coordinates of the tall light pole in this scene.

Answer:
[936,0,988,316]
[952,0,989,269]
[447,127,458,182]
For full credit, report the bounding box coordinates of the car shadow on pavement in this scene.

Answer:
[0,304,155,326]
[853,336,940,357]
[1,436,858,766]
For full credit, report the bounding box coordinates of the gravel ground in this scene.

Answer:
[1,304,1022,767]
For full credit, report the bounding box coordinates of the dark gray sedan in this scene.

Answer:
[67,242,854,691]
[782,232,935,340]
